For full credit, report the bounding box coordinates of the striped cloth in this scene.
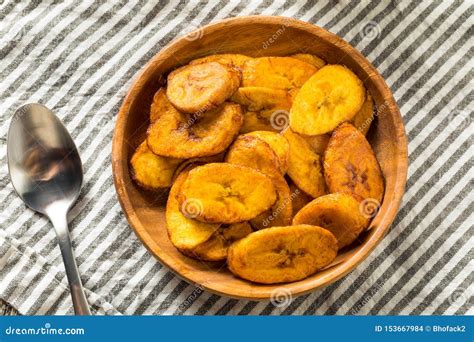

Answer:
[0,0,472,316]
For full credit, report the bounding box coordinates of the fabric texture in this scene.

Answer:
[0,0,472,315]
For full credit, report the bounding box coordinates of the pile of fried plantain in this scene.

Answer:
[129,53,385,284]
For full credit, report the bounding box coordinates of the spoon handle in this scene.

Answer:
[49,212,91,315]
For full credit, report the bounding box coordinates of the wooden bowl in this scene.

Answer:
[112,16,408,300]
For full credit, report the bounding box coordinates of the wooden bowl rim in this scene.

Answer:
[112,15,408,300]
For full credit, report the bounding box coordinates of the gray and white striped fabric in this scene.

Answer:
[0,0,472,315]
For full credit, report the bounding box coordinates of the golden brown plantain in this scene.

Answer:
[149,87,174,124]
[288,87,300,101]
[290,64,365,135]
[245,131,290,173]
[189,54,252,69]
[241,57,317,90]
[230,86,292,133]
[225,136,292,229]
[225,135,282,179]
[166,170,220,253]
[130,141,182,190]
[167,62,241,113]
[249,173,292,230]
[239,111,277,133]
[172,153,225,182]
[227,225,338,284]
[282,128,326,198]
[351,90,375,135]
[324,122,384,202]
[230,86,291,112]
[290,54,326,69]
[300,133,330,155]
[178,163,277,224]
[147,102,243,159]
[191,222,253,261]
[293,193,369,249]
[288,181,313,218]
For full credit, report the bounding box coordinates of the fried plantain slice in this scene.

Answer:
[172,153,225,182]
[288,87,300,101]
[230,87,291,111]
[290,64,365,135]
[324,122,384,202]
[178,163,277,223]
[191,222,253,261]
[301,133,330,155]
[241,57,317,90]
[249,173,292,230]
[225,135,282,179]
[290,54,326,69]
[167,62,241,113]
[130,141,182,190]
[230,86,292,133]
[189,54,252,69]
[282,128,326,198]
[293,193,369,249]
[240,111,278,133]
[351,91,375,135]
[227,225,338,284]
[225,135,291,229]
[147,102,243,159]
[288,181,313,218]
[245,131,290,173]
[149,87,174,124]
[166,170,220,253]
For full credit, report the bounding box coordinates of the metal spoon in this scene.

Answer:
[7,103,91,315]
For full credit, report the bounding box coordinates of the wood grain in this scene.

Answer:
[112,16,408,300]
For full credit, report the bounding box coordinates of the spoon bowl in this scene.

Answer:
[8,103,83,214]
[7,103,91,315]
